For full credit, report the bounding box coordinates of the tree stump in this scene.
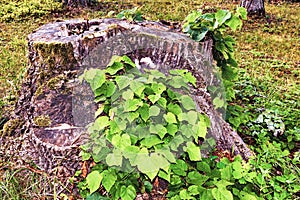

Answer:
[0,18,252,184]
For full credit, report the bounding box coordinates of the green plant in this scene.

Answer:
[0,0,62,22]
[167,155,264,200]
[77,55,209,199]
[182,7,247,107]
[249,141,300,200]
[116,7,143,22]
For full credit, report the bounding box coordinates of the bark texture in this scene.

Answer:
[0,19,252,189]
[241,0,266,16]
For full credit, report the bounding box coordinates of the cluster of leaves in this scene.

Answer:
[168,155,262,200]
[77,55,210,199]
[182,7,247,108]
[116,7,143,22]
[250,141,300,200]
[76,54,300,200]
[0,0,62,22]
[182,8,300,199]
[226,72,300,199]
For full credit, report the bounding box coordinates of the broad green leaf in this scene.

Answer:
[151,82,166,95]
[115,76,131,90]
[123,146,140,162]
[130,80,145,97]
[148,94,161,104]
[86,192,109,200]
[180,124,194,139]
[149,69,166,79]
[197,161,211,174]
[106,61,124,75]
[107,55,123,67]
[201,189,214,199]
[150,124,167,139]
[121,55,136,67]
[193,28,209,42]
[215,9,231,26]
[157,97,167,108]
[240,191,258,200]
[232,161,243,179]
[156,148,176,163]
[106,149,123,167]
[187,171,209,186]
[185,141,201,161]
[213,96,225,109]
[111,134,131,149]
[149,106,161,116]
[201,13,215,22]
[122,89,134,100]
[150,153,170,172]
[183,11,202,24]
[94,104,105,118]
[92,147,111,163]
[212,188,233,200]
[84,69,106,92]
[103,81,116,97]
[168,76,188,88]
[125,111,139,123]
[220,166,232,181]
[225,15,242,31]
[135,153,159,180]
[196,117,208,138]
[236,7,247,20]
[138,104,150,122]
[86,171,103,194]
[169,135,184,151]
[164,112,177,124]
[180,95,196,110]
[80,151,91,161]
[101,170,117,192]
[166,123,178,136]
[183,72,197,87]
[124,99,143,112]
[140,135,163,148]
[215,180,234,189]
[179,189,196,200]
[167,89,180,100]
[171,159,188,176]
[167,103,182,115]
[177,113,187,122]
[158,168,171,182]
[186,110,198,125]
[94,116,110,130]
[188,185,200,196]
[120,185,136,200]
[110,118,127,132]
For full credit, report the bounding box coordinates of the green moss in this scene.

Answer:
[34,42,76,69]
[32,42,77,95]
[34,74,70,97]
[2,118,24,137]
[33,115,51,127]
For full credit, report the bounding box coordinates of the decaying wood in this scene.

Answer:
[0,18,252,192]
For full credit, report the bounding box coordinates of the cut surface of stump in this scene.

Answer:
[0,18,252,180]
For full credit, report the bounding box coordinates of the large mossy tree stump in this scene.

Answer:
[1,18,252,180]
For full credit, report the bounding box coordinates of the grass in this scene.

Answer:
[0,0,299,199]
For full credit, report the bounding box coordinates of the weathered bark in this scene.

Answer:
[0,19,252,190]
[241,0,266,16]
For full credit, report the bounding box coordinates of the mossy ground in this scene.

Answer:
[0,0,299,199]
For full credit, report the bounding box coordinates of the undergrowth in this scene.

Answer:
[0,0,299,199]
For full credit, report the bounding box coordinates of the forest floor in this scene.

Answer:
[0,0,299,199]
